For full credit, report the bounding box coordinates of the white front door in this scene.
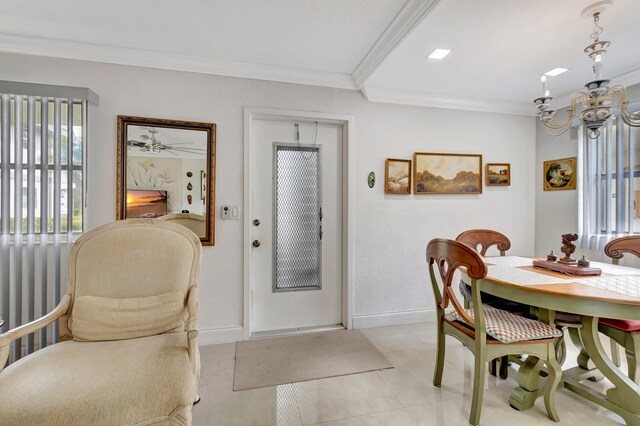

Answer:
[250,118,342,334]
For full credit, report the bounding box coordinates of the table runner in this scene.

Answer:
[575,276,640,299]
[486,265,570,286]
[587,261,640,276]
[483,256,533,268]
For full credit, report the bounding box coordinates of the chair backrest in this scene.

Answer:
[604,235,640,264]
[158,212,206,237]
[455,229,511,256]
[426,238,487,326]
[60,219,201,341]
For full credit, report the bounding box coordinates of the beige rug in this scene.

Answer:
[233,329,393,391]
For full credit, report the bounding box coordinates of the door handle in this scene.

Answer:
[252,240,261,248]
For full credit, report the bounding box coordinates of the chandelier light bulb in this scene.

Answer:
[541,75,549,97]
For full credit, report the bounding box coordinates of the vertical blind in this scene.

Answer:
[0,81,97,363]
[581,118,638,250]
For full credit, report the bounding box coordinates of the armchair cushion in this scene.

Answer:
[452,306,562,344]
[0,331,196,425]
[71,290,186,341]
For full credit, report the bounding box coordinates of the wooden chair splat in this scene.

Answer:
[604,236,640,264]
[456,229,511,256]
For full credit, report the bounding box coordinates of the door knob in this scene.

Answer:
[252,240,261,248]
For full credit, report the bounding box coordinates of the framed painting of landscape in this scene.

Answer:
[413,153,482,194]
[543,157,576,191]
[385,158,412,194]
[486,163,510,186]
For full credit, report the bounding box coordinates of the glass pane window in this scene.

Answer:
[0,95,85,235]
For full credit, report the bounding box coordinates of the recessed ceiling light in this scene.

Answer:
[545,67,568,77]
[427,48,451,60]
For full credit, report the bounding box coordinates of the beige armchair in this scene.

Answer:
[158,212,206,238]
[0,219,202,425]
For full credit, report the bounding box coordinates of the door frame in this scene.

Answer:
[243,107,354,339]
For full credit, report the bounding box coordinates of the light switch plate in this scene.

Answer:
[230,206,239,219]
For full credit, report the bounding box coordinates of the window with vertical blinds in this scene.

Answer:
[581,109,640,249]
[0,81,97,363]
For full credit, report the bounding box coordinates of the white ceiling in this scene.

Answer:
[127,126,207,159]
[1,0,639,115]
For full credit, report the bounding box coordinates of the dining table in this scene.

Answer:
[462,255,640,426]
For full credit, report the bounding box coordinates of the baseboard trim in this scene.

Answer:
[198,327,244,346]
[352,309,435,329]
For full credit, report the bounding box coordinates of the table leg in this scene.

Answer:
[508,308,552,411]
[567,325,605,382]
[563,315,640,425]
[509,355,545,410]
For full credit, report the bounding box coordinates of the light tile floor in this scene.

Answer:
[193,323,626,425]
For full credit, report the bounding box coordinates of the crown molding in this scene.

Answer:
[552,67,640,109]
[0,32,357,90]
[361,86,536,116]
[352,0,441,89]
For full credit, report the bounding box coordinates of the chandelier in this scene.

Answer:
[534,3,640,139]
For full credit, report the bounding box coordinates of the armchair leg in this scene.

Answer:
[433,325,446,387]
[543,354,562,422]
[469,356,486,426]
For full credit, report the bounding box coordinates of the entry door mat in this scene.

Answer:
[233,329,393,391]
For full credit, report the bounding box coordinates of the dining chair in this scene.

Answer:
[427,238,562,426]
[601,235,640,384]
[455,229,526,379]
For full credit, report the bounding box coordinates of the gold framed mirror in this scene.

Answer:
[116,115,216,245]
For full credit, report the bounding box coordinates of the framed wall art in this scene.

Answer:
[385,158,412,194]
[486,163,510,186]
[413,152,482,194]
[543,157,576,191]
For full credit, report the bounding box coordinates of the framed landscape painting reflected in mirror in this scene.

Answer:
[116,116,216,245]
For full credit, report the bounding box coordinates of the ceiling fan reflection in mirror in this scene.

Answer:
[127,127,206,155]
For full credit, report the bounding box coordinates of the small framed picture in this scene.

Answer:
[543,157,576,191]
[385,159,412,194]
[413,152,482,194]
[486,163,511,186]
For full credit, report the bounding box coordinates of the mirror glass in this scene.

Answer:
[116,116,216,245]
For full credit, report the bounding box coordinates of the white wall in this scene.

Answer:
[0,52,537,339]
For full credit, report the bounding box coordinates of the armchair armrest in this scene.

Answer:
[186,286,198,336]
[0,294,71,372]
[185,286,199,375]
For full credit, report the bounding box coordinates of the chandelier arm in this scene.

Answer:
[539,91,587,136]
[609,85,640,127]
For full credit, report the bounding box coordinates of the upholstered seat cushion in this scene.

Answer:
[0,332,196,426]
[452,306,563,344]
[600,318,640,332]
